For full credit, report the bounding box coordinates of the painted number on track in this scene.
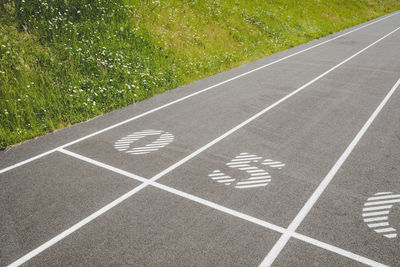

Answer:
[362,192,399,239]
[208,152,285,189]
[114,129,174,155]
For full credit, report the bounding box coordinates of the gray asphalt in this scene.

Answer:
[1,10,400,267]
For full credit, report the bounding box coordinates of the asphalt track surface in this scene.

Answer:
[1,11,400,267]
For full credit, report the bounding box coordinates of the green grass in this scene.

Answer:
[1,0,399,149]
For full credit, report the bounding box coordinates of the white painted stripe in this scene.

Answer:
[114,145,129,148]
[251,172,270,176]
[129,148,159,152]
[216,179,236,183]
[367,194,400,201]
[260,69,400,266]
[52,149,387,267]
[374,192,393,195]
[144,144,166,148]
[235,183,269,189]
[129,132,160,136]
[232,157,262,161]
[129,151,150,155]
[116,139,135,142]
[236,180,271,185]
[375,227,396,233]
[212,176,232,180]
[227,164,249,168]
[248,170,265,173]
[384,233,397,238]
[121,136,142,139]
[363,205,392,211]
[208,173,224,177]
[227,161,251,165]
[235,155,259,159]
[2,11,399,175]
[130,146,159,150]
[239,167,258,170]
[117,139,139,142]
[363,216,388,222]
[364,199,400,206]
[135,130,162,133]
[262,161,282,165]
[130,152,151,155]
[247,176,271,180]
[270,164,285,168]
[114,143,130,147]
[362,210,390,217]
[367,222,389,228]
[115,140,134,144]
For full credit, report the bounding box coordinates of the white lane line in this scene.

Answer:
[291,233,388,267]
[7,148,286,267]
[1,11,399,175]
[259,76,400,266]
[10,149,385,267]
[64,151,390,266]
[151,27,400,185]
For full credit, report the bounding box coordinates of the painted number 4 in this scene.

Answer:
[208,152,285,189]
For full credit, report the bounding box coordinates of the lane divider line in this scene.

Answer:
[1,10,399,175]
[150,26,400,183]
[259,77,400,266]
[8,149,388,267]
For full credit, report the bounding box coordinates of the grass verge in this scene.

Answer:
[1,0,399,149]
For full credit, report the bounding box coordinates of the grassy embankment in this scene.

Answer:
[1,0,399,149]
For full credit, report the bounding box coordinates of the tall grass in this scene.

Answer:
[1,0,399,149]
